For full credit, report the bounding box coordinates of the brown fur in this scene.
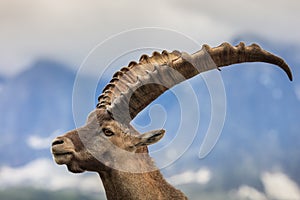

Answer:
[52,109,187,199]
[51,42,292,200]
[100,169,187,200]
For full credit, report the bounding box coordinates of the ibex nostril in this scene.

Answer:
[52,139,64,146]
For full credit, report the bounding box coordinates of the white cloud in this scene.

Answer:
[26,129,63,150]
[167,167,211,185]
[232,185,268,200]
[231,171,300,200]
[262,171,300,200]
[0,0,299,77]
[172,0,300,41]
[0,158,103,193]
[2,159,300,200]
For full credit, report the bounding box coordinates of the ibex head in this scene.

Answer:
[51,42,292,174]
[51,108,165,173]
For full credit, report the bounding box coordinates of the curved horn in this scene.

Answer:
[97,42,292,123]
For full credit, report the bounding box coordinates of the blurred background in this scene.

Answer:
[0,1,300,199]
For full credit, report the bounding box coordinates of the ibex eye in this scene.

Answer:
[102,128,114,137]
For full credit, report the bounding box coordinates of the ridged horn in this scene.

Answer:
[97,42,292,124]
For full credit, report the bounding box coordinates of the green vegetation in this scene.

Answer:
[178,184,234,200]
[0,186,236,200]
[0,187,105,200]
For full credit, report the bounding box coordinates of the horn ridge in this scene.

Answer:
[205,42,292,81]
[97,42,292,122]
[98,50,181,112]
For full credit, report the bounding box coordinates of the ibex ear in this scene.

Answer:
[133,129,165,147]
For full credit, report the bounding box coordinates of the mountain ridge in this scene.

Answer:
[0,36,299,192]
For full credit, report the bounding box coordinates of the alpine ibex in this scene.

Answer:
[51,42,292,200]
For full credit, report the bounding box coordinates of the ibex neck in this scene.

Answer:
[99,169,187,200]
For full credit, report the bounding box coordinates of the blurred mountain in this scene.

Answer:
[0,76,4,94]
[0,35,299,195]
[0,75,5,83]
[161,36,300,190]
[0,60,77,166]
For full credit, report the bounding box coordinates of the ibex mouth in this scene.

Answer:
[53,152,73,156]
[52,150,73,165]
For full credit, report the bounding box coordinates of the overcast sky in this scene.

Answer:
[0,0,299,77]
[1,2,300,198]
